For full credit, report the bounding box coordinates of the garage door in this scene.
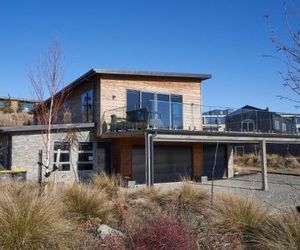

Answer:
[133,146,192,184]
[203,144,226,180]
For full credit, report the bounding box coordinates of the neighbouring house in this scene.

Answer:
[202,109,232,132]
[0,96,38,127]
[1,70,300,187]
[225,105,297,134]
[278,113,300,134]
[0,96,37,113]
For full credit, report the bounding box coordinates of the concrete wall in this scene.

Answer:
[10,129,94,184]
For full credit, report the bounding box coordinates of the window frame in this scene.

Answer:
[126,89,183,129]
[81,89,94,122]
[77,142,94,171]
[53,142,71,171]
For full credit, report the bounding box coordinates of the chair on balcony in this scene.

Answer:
[126,108,150,130]
[110,114,126,132]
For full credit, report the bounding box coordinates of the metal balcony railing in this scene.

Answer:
[100,102,300,135]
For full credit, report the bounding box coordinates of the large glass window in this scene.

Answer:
[53,142,70,171]
[171,95,183,129]
[141,92,155,112]
[203,116,225,125]
[127,90,140,111]
[126,90,183,129]
[18,102,34,112]
[78,142,93,171]
[157,94,170,129]
[81,90,93,122]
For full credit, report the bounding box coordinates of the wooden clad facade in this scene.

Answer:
[99,74,203,133]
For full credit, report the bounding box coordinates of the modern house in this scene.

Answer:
[225,105,297,134]
[278,113,300,134]
[1,70,300,189]
[202,109,231,132]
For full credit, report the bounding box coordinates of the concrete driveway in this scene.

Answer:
[153,173,300,211]
[197,173,300,211]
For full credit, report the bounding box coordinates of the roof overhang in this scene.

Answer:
[101,129,300,144]
[0,123,95,134]
[45,68,211,103]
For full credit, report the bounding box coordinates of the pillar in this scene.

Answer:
[227,145,234,178]
[260,140,268,191]
[145,132,154,187]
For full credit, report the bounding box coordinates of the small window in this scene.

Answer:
[53,142,70,171]
[242,119,255,132]
[81,90,93,122]
[274,120,280,130]
[78,142,93,171]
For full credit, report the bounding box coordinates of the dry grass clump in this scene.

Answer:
[0,182,74,250]
[235,153,300,170]
[92,172,122,196]
[214,194,269,244]
[267,154,285,168]
[251,210,300,250]
[285,156,300,169]
[61,182,115,223]
[0,111,33,126]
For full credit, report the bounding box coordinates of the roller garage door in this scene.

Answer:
[132,146,192,184]
[203,144,227,180]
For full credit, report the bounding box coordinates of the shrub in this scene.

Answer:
[0,182,73,249]
[132,217,196,250]
[61,183,114,223]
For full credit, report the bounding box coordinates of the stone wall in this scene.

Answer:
[10,129,94,184]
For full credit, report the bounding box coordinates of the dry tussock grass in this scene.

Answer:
[235,153,300,169]
[0,181,74,250]
[0,176,298,249]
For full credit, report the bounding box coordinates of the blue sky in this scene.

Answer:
[0,0,299,113]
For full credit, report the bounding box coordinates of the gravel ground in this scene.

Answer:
[154,173,300,211]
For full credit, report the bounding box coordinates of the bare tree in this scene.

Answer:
[28,39,68,179]
[265,0,300,106]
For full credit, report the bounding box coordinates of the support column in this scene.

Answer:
[260,140,268,191]
[227,145,234,178]
[145,132,154,187]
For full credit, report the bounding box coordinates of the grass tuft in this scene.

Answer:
[0,182,73,250]
[61,183,114,223]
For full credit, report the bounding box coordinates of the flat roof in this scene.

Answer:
[0,123,95,134]
[47,68,211,103]
[93,69,212,81]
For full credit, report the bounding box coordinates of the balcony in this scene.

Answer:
[100,102,300,136]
